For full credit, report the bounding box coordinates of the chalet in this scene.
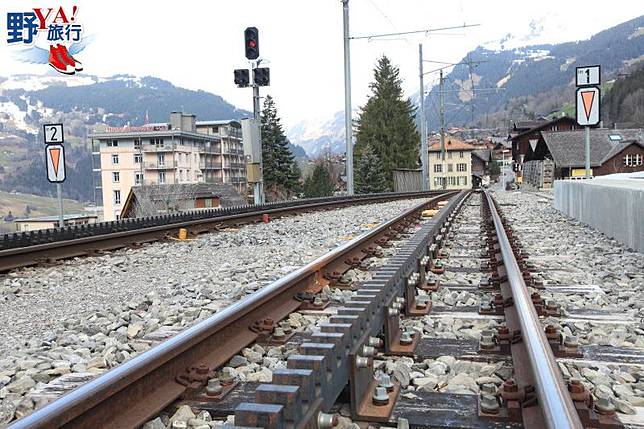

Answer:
[120,182,246,218]
[534,129,644,178]
[509,116,579,173]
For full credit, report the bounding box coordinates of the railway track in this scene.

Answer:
[0,191,442,273]
[7,190,642,429]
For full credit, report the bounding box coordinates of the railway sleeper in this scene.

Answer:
[225,193,468,429]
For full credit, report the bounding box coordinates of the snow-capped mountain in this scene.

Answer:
[286,15,644,156]
[288,111,347,157]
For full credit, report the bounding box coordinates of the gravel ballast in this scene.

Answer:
[0,198,428,424]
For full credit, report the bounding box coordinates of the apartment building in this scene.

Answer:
[428,138,475,190]
[90,112,247,221]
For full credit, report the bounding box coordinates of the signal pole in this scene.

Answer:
[342,0,354,194]
[418,43,428,191]
[252,62,264,203]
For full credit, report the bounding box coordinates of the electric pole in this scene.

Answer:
[439,69,446,189]
[418,43,428,191]
[342,0,354,194]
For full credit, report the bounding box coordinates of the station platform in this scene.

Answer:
[554,173,644,253]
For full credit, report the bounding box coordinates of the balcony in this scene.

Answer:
[223,163,245,170]
[199,161,223,170]
[142,144,176,152]
[144,161,177,169]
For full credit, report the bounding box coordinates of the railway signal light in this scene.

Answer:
[253,67,270,87]
[244,27,259,60]
[234,69,250,87]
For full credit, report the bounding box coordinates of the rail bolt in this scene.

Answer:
[206,378,223,396]
[372,386,390,406]
[368,336,383,348]
[480,393,500,414]
[356,356,371,368]
[220,367,237,385]
[378,374,395,392]
[273,327,286,339]
[399,331,413,345]
[480,383,497,395]
[317,412,339,429]
[416,296,429,309]
[568,379,591,404]
[479,331,496,350]
[498,379,524,402]
[544,325,561,343]
[362,345,376,357]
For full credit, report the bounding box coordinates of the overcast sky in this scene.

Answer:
[1,1,642,128]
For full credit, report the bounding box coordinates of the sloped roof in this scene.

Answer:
[121,182,246,217]
[472,149,492,162]
[510,116,576,142]
[428,138,476,152]
[541,129,644,168]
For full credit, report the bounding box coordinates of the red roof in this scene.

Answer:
[428,138,476,152]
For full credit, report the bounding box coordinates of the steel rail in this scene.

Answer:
[485,191,582,429]
[9,192,456,429]
[0,191,445,272]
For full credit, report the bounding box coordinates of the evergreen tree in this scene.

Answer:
[261,95,301,198]
[355,56,420,190]
[356,144,387,194]
[303,162,335,198]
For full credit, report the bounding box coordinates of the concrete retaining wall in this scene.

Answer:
[554,179,644,252]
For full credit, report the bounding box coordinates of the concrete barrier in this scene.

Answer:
[554,178,644,253]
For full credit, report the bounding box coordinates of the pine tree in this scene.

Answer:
[355,56,420,190]
[303,161,335,198]
[356,144,387,194]
[261,95,301,199]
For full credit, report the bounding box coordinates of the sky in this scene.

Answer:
[1,0,642,129]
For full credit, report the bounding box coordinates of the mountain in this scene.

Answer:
[288,111,347,158]
[0,74,306,201]
[424,15,644,129]
[288,15,644,156]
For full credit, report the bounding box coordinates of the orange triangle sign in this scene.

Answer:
[581,90,595,120]
[50,147,61,176]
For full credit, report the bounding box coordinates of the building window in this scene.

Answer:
[115,214,121,220]
[448,152,453,159]
[159,171,166,184]
[134,153,142,164]
[457,163,467,172]
[134,139,141,149]
[113,190,121,205]
[624,154,643,166]
[151,138,164,147]
[107,140,118,147]
[158,154,165,165]
[135,172,143,185]
[459,151,464,158]
[448,177,457,186]
[112,172,120,182]
[433,164,442,173]
[448,164,454,172]
[111,154,119,164]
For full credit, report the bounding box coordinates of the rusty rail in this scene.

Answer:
[0,191,445,273]
[484,191,583,429]
[10,191,460,429]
